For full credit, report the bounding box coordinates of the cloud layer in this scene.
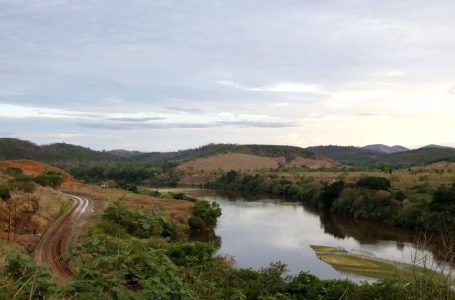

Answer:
[0,0,454,150]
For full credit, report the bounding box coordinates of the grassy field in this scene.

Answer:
[311,245,453,283]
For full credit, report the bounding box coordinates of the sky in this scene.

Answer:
[0,0,454,151]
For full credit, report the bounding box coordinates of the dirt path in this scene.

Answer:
[34,194,93,282]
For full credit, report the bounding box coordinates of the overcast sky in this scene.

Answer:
[1,0,454,151]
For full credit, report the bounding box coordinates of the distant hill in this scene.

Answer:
[380,147,455,167]
[307,144,455,167]
[0,139,317,165]
[307,145,384,165]
[0,138,115,162]
[107,149,144,158]
[420,144,453,149]
[133,143,316,162]
[362,144,408,154]
[2,138,454,169]
[178,152,337,171]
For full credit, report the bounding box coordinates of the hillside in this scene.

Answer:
[133,143,316,162]
[380,147,455,167]
[178,152,337,171]
[0,138,115,162]
[0,160,76,185]
[0,139,316,164]
[362,144,408,154]
[307,145,384,165]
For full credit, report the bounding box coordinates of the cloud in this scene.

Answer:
[79,120,294,130]
[165,107,202,113]
[1,1,454,150]
[107,117,165,122]
[217,80,324,94]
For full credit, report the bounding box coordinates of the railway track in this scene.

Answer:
[34,194,92,282]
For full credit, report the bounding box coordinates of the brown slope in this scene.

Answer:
[178,152,338,171]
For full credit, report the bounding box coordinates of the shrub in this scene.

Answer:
[34,171,64,188]
[167,242,215,267]
[188,216,204,231]
[191,201,222,227]
[356,176,391,190]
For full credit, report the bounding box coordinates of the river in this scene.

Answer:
[188,189,439,281]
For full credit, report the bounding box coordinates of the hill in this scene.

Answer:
[133,143,316,162]
[307,145,384,165]
[381,147,455,167]
[178,152,337,171]
[308,145,455,167]
[362,144,408,154]
[421,144,453,149]
[0,139,316,164]
[0,159,76,185]
[0,138,115,162]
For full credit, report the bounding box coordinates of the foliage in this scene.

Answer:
[167,242,215,267]
[206,171,455,233]
[0,250,57,299]
[34,171,64,188]
[188,201,222,230]
[356,176,391,190]
[9,175,36,193]
[0,183,11,200]
[103,201,179,239]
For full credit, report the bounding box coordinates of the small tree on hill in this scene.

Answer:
[0,184,12,242]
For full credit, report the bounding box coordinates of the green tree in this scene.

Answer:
[0,184,12,241]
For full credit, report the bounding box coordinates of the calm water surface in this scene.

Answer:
[189,190,431,281]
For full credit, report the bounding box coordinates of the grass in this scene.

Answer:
[310,244,452,283]
[154,187,201,193]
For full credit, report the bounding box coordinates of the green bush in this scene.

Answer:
[188,216,205,231]
[356,176,391,190]
[103,202,178,239]
[167,242,215,267]
[190,201,222,228]
[34,171,64,188]
[1,250,57,298]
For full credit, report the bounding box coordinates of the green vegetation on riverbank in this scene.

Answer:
[2,199,454,299]
[204,170,455,233]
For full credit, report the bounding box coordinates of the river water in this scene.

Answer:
[188,190,437,281]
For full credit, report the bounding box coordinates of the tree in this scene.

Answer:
[0,184,12,241]
[357,176,391,191]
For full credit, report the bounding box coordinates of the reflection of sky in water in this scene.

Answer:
[198,193,428,280]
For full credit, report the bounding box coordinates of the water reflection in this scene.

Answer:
[187,189,450,280]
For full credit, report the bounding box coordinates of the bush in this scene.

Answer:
[356,176,391,190]
[5,167,23,176]
[0,184,11,200]
[1,250,56,298]
[188,216,205,231]
[103,202,179,239]
[34,171,64,188]
[190,201,222,229]
[167,242,215,267]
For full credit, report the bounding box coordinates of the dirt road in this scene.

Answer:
[34,194,93,282]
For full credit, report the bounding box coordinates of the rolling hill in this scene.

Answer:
[1,138,454,169]
[0,138,115,162]
[362,144,408,154]
[178,152,337,171]
[0,139,317,165]
[308,145,455,167]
